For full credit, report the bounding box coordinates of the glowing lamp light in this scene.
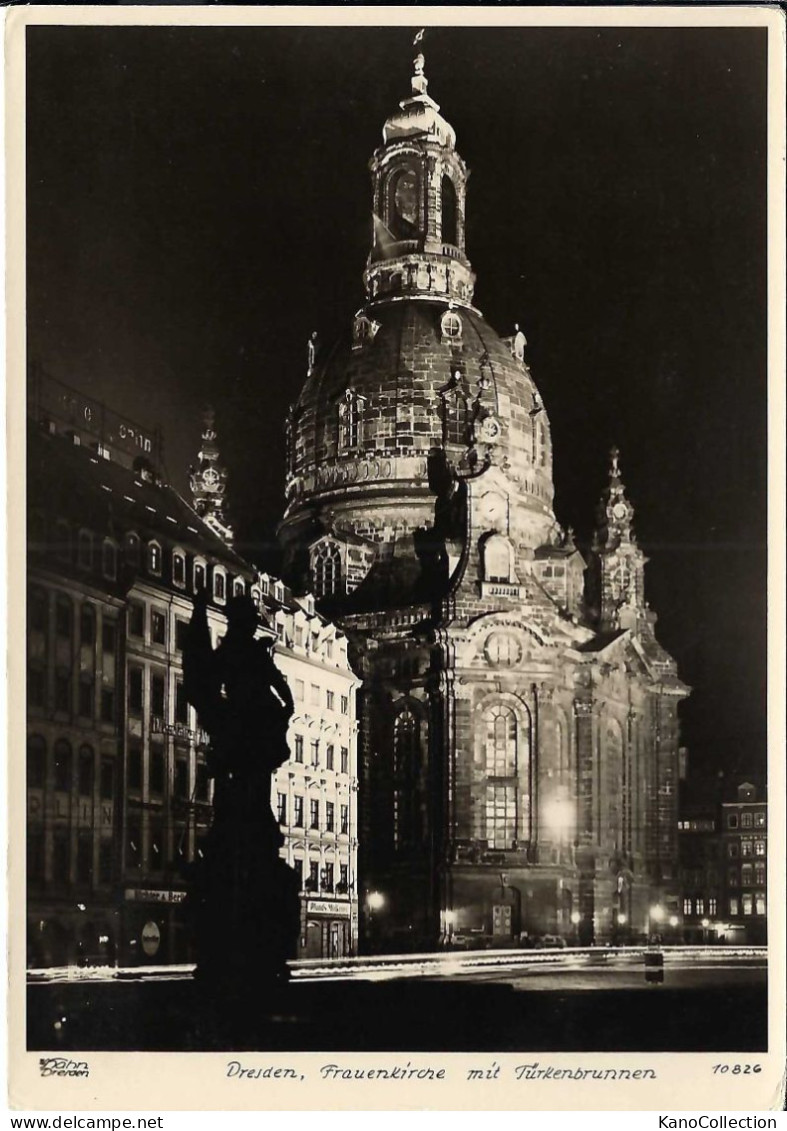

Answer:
[669,915,679,928]
[701,918,710,928]
[649,904,665,922]
[542,796,575,838]
[76,903,86,912]
[570,911,581,925]
[444,910,457,928]
[367,891,385,912]
[617,912,627,925]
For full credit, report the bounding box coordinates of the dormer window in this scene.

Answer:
[352,312,381,351]
[234,578,245,597]
[125,531,140,569]
[338,389,366,451]
[313,541,342,599]
[193,561,206,593]
[261,577,270,596]
[172,551,186,587]
[148,541,162,576]
[214,570,226,602]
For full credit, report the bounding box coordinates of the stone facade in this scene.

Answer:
[279,55,688,950]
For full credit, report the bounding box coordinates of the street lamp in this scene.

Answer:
[648,903,664,945]
[366,890,386,955]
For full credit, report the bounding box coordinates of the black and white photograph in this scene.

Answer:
[6,4,785,1112]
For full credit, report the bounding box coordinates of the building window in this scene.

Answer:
[125,532,141,568]
[741,838,752,857]
[485,705,518,779]
[341,695,349,715]
[28,666,45,708]
[307,861,319,892]
[175,681,188,724]
[174,757,188,799]
[310,684,320,706]
[708,897,717,916]
[294,796,304,827]
[151,610,167,645]
[100,758,114,800]
[128,747,143,791]
[77,531,93,570]
[695,897,704,915]
[172,552,186,586]
[175,620,188,652]
[485,783,518,851]
[277,793,287,825]
[326,744,335,770]
[127,823,142,870]
[755,862,766,886]
[313,542,342,599]
[100,688,115,724]
[483,535,515,584]
[326,690,335,711]
[76,832,93,884]
[54,740,72,792]
[742,893,753,916]
[309,799,320,829]
[214,571,226,601]
[326,802,335,832]
[151,673,165,717]
[727,842,739,858]
[393,708,421,850]
[339,863,349,892]
[78,745,94,797]
[741,863,753,886]
[55,595,72,638]
[27,735,46,789]
[338,390,364,451]
[129,667,143,714]
[234,578,245,597]
[52,833,70,885]
[102,540,117,580]
[754,812,766,828]
[194,562,206,592]
[729,896,739,916]
[340,747,349,774]
[55,671,71,713]
[148,542,162,575]
[102,620,117,655]
[294,735,304,763]
[741,812,753,828]
[98,840,113,885]
[295,680,304,701]
[727,813,739,829]
[310,740,320,768]
[683,897,692,916]
[754,840,766,856]
[80,605,95,646]
[195,761,210,802]
[322,863,334,892]
[149,820,164,870]
[340,804,349,834]
[128,602,145,638]
[440,308,462,340]
[755,893,766,916]
[150,747,165,794]
[728,867,738,886]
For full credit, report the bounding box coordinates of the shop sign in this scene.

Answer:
[306,899,350,917]
[124,888,187,904]
[141,921,161,957]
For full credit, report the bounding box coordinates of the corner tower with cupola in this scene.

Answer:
[279,51,688,951]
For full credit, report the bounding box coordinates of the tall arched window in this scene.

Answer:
[313,543,342,599]
[338,390,365,451]
[441,175,458,245]
[482,704,526,850]
[125,531,140,569]
[606,719,625,850]
[389,166,419,239]
[483,534,514,583]
[393,708,422,851]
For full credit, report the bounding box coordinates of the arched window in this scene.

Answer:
[193,560,206,593]
[338,390,365,451]
[388,166,419,239]
[172,551,186,587]
[102,540,117,580]
[125,531,140,569]
[234,578,245,598]
[441,175,458,246]
[482,705,525,850]
[147,542,162,575]
[27,735,46,790]
[483,534,514,583]
[313,543,342,599]
[214,570,226,601]
[54,739,73,793]
[393,708,422,850]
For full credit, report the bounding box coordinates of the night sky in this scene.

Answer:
[26,24,768,784]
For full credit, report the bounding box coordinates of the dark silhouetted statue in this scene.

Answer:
[183,590,300,1006]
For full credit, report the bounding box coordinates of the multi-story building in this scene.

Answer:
[263,576,361,958]
[721,782,767,945]
[279,51,690,950]
[26,374,359,966]
[678,807,722,943]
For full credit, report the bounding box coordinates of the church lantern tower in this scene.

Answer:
[189,407,234,546]
[278,49,688,952]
